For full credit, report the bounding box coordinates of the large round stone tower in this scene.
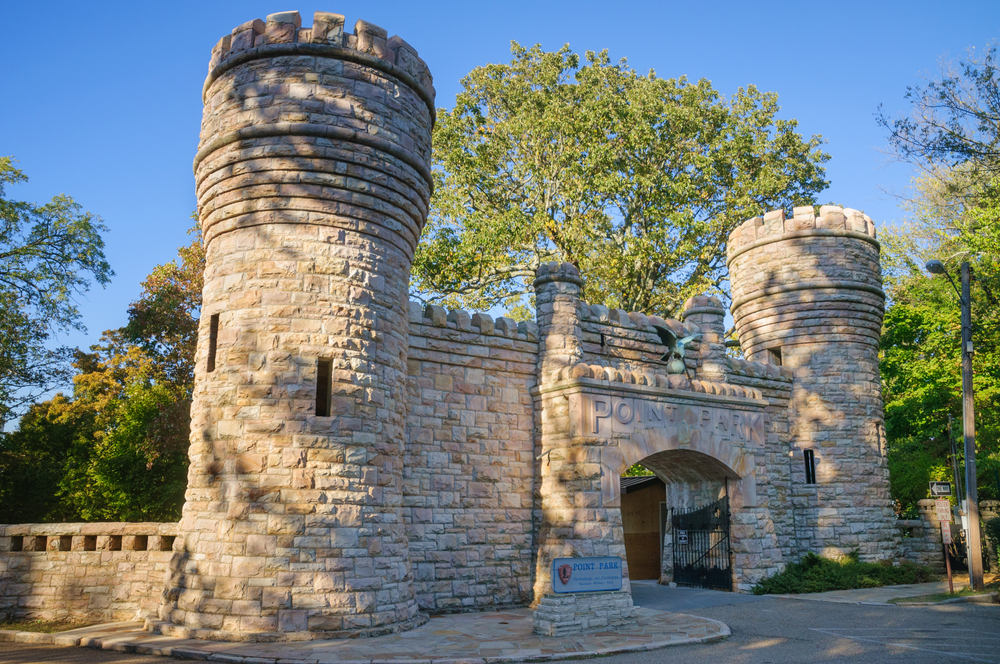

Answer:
[727,206,898,560]
[154,11,434,641]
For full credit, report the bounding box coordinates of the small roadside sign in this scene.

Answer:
[929,481,952,497]
[942,524,953,545]
[677,530,689,545]
[935,498,951,522]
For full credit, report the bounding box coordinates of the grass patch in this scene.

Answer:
[890,576,1000,604]
[752,550,936,595]
[0,619,94,633]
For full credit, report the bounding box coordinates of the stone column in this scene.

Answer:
[682,295,727,381]
[531,262,634,635]
[154,11,434,641]
[728,206,898,561]
[534,262,586,382]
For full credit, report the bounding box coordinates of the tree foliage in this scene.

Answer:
[879,41,1000,512]
[0,157,112,425]
[415,44,829,317]
[0,225,203,522]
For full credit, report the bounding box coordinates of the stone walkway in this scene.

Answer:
[0,607,728,663]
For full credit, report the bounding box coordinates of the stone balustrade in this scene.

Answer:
[0,523,177,623]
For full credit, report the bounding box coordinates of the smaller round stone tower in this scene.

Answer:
[155,10,434,641]
[727,206,897,560]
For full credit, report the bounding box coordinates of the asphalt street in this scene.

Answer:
[617,588,1000,664]
[0,589,997,664]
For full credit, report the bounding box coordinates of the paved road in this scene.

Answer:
[1,590,997,664]
[618,588,1000,664]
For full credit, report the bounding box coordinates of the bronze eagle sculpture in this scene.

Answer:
[652,324,701,376]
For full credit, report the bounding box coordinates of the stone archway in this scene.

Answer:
[618,449,741,587]
[532,385,783,614]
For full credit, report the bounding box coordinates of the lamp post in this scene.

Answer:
[926,259,984,591]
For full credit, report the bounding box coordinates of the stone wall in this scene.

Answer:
[0,523,177,623]
[403,302,539,612]
[981,500,998,572]
[897,499,948,572]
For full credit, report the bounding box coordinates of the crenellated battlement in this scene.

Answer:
[407,300,540,343]
[727,206,877,265]
[206,11,434,107]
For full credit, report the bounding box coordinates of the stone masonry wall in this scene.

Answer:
[725,360,795,560]
[578,304,700,381]
[404,302,539,612]
[897,499,947,573]
[0,523,177,623]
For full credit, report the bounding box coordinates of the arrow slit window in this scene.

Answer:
[207,314,220,373]
[316,358,333,417]
[804,449,817,484]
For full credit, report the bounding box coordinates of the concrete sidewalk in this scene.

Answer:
[774,580,971,605]
[0,607,729,663]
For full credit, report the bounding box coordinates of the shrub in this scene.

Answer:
[752,550,935,595]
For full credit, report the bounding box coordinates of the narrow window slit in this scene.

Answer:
[767,347,782,366]
[207,313,220,373]
[804,449,817,484]
[316,358,333,417]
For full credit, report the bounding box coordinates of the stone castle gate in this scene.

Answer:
[0,9,903,643]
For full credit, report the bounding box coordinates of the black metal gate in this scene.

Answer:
[671,497,732,590]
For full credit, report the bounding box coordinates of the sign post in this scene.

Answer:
[934,492,955,594]
[942,523,954,594]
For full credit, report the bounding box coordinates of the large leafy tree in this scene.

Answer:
[0,226,203,522]
[416,44,829,317]
[0,157,112,425]
[878,41,1000,512]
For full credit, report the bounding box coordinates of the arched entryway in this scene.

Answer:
[618,449,742,589]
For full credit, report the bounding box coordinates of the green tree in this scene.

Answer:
[0,393,96,522]
[416,44,829,317]
[878,41,1000,510]
[0,157,112,425]
[0,226,202,522]
[64,226,203,521]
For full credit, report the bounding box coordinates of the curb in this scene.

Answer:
[0,630,82,646]
[0,617,731,663]
[896,591,999,607]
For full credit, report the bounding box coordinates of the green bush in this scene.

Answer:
[752,551,935,595]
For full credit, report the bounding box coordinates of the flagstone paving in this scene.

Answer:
[0,608,728,663]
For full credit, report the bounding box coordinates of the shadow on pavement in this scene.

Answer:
[630,581,765,612]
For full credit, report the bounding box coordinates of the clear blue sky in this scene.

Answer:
[3,0,999,353]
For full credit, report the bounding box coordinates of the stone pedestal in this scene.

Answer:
[532,591,634,636]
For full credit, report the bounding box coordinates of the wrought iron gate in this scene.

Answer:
[671,497,732,590]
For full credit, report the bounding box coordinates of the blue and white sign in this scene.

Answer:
[551,557,623,593]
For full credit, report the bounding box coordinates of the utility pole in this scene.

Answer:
[960,262,984,591]
[927,260,984,591]
[948,415,963,511]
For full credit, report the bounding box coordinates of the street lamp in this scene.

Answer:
[926,259,985,592]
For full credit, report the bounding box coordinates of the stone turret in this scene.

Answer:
[727,206,898,560]
[154,11,434,641]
